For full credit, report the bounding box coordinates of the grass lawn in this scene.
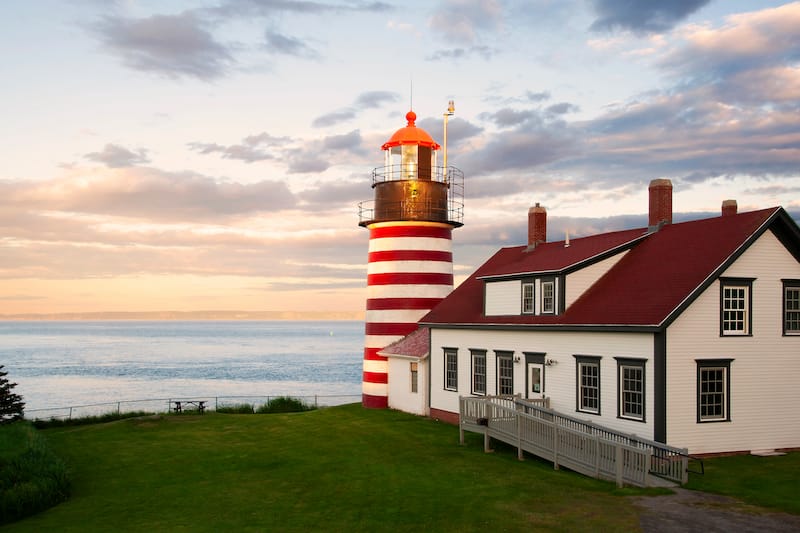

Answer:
[686,452,800,515]
[5,404,657,532]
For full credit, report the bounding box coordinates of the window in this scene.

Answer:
[697,359,732,422]
[410,362,418,393]
[471,349,487,395]
[720,278,753,336]
[496,351,514,395]
[541,280,555,314]
[522,282,534,314]
[784,280,800,335]
[444,348,458,391]
[616,358,645,422]
[575,355,601,414]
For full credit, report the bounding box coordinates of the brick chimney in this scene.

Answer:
[721,199,738,217]
[528,203,547,248]
[648,179,673,227]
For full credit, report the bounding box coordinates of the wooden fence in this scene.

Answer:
[459,395,689,487]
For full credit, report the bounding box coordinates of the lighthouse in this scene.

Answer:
[358,109,464,408]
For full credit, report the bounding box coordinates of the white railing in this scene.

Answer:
[459,395,689,487]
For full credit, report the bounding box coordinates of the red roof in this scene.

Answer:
[422,208,791,329]
[378,326,430,359]
[381,111,441,151]
[479,227,648,278]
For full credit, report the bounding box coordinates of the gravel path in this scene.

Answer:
[632,488,800,532]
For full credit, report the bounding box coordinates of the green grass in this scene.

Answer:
[0,422,70,525]
[6,406,798,531]
[3,405,654,532]
[686,452,800,514]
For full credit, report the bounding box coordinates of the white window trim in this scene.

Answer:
[541,280,555,314]
[784,281,800,335]
[616,358,645,422]
[720,278,753,336]
[444,348,458,391]
[521,282,534,314]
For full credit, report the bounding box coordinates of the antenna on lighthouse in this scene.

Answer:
[443,99,455,173]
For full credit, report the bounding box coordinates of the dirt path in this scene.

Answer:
[632,488,800,532]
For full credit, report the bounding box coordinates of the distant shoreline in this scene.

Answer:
[0,310,365,321]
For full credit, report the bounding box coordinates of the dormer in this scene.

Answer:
[484,274,564,317]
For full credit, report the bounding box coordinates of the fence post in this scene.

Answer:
[553,423,559,470]
[644,449,651,486]
[517,410,523,461]
[459,397,465,445]
[681,448,689,485]
[117,402,121,415]
[615,444,624,488]
[69,407,73,420]
[595,433,601,478]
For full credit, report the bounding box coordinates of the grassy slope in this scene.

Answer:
[5,405,651,532]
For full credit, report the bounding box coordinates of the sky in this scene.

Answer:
[1,0,799,315]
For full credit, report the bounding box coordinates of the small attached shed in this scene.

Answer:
[379,327,429,416]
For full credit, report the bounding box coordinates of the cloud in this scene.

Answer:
[661,3,800,85]
[3,168,296,221]
[95,11,235,80]
[429,0,503,45]
[264,30,319,59]
[416,117,484,146]
[354,91,399,109]
[546,102,579,115]
[208,0,392,19]
[589,0,711,34]
[426,45,497,61]
[188,131,292,163]
[312,110,358,128]
[85,144,150,167]
[190,129,370,171]
[311,90,400,128]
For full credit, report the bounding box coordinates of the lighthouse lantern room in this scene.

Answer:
[358,109,464,409]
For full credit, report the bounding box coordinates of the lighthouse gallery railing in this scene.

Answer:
[358,165,464,226]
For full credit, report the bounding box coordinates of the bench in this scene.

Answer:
[171,400,206,414]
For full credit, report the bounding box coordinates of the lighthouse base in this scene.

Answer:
[362,393,389,409]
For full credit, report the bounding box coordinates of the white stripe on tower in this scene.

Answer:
[362,221,454,408]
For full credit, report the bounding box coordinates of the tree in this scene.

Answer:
[0,365,25,423]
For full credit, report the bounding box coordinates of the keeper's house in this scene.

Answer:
[403,179,800,455]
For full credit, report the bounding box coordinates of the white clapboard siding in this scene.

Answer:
[429,327,655,438]
[565,251,628,309]
[484,280,521,315]
[666,231,800,453]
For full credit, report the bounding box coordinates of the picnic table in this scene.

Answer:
[171,400,206,414]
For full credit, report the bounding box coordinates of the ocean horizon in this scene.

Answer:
[1,320,364,416]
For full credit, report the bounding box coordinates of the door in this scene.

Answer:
[527,362,544,400]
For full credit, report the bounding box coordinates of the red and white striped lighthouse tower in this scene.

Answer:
[358,109,464,408]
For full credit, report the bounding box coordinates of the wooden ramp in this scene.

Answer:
[459,396,689,488]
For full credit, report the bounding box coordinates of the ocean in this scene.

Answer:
[0,321,364,418]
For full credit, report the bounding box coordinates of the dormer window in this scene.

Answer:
[522,282,534,314]
[541,279,555,314]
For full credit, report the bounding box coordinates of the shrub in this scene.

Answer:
[0,422,70,525]
[256,396,315,414]
[0,365,25,424]
[31,411,154,429]
[216,403,255,414]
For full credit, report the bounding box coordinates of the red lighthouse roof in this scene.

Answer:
[381,111,441,151]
